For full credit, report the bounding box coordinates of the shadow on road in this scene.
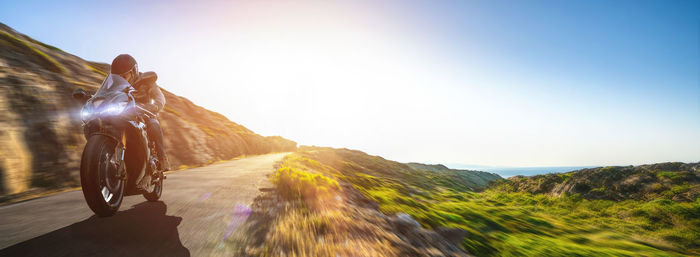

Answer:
[0,201,190,257]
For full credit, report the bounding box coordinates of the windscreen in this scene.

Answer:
[95,74,130,96]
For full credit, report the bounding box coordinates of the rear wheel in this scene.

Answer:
[80,135,125,217]
[143,170,163,202]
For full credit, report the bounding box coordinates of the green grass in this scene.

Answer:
[24,35,65,53]
[656,171,689,183]
[360,185,698,256]
[0,31,66,74]
[87,64,107,76]
[284,147,699,256]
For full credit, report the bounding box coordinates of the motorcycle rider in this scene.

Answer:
[110,54,170,171]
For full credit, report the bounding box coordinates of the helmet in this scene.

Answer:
[110,54,138,81]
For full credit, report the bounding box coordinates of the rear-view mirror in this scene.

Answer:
[72,88,91,103]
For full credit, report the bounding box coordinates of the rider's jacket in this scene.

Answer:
[132,71,166,114]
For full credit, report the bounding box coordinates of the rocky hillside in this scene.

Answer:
[494,162,699,201]
[0,23,296,198]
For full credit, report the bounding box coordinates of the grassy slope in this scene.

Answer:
[251,147,500,256]
[271,147,698,256]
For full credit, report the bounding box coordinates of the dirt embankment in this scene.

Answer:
[0,22,296,199]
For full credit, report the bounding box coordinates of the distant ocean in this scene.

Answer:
[446,164,598,178]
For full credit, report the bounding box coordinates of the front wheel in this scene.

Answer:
[80,135,125,217]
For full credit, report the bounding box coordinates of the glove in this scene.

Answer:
[137,103,159,114]
[132,90,147,99]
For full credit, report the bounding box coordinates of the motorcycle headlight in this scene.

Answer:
[81,109,91,122]
[81,102,128,122]
[104,102,128,115]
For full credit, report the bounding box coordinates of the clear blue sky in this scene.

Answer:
[2,0,699,166]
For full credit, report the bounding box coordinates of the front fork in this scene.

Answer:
[113,144,127,180]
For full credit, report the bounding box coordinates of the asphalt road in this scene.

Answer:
[0,153,288,257]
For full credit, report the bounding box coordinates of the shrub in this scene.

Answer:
[272,166,340,203]
[656,171,683,182]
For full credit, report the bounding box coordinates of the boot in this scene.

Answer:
[160,155,171,171]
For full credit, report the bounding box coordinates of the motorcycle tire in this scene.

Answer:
[80,134,125,217]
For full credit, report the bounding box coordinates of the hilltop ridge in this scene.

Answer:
[494,162,699,201]
[406,162,501,191]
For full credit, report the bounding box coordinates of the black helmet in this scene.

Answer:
[110,54,138,75]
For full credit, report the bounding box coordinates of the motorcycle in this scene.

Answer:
[73,74,164,217]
